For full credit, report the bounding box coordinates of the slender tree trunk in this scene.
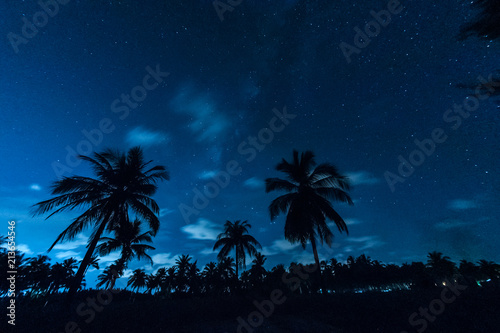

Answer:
[67,216,109,300]
[310,237,325,294]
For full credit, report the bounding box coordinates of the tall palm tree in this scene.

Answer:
[32,147,168,297]
[96,218,155,270]
[213,220,261,277]
[265,150,353,292]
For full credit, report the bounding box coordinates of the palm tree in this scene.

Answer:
[213,220,261,277]
[217,256,236,293]
[96,264,121,290]
[173,254,193,293]
[32,147,168,297]
[265,150,353,292]
[249,253,267,287]
[146,273,162,294]
[127,268,148,293]
[86,255,100,273]
[25,255,52,296]
[96,218,155,270]
[426,251,457,283]
[459,0,500,41]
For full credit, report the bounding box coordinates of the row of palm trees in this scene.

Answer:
[29,147,354,298]
[2,239,499,297]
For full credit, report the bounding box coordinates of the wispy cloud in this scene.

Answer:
[151,253,178,266]
[55,250,81,260]
[262,238,301,256]
[243,177,265,189]
[346,171,380,186]
[199,248,216,256]
[181,218,222,240]
[29,184,42,191]
[16,244,33,254]
[447,199,477,211]
[328,218,361,229]
[170,85,229,142]
[434,219,471,230]
[347,235,384,250]
[159,208,174,217]
[198,170,218,180]
[99,252,121,264]
[126,126,169,147]
[52,234,88,250]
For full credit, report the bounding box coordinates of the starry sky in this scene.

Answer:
[1,0,499,287]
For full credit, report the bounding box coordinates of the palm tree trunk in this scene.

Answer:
[67,215,109,300]
[310,236,325,294]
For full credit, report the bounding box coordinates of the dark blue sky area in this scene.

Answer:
[1,0,499,287]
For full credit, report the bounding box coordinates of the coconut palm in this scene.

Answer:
[213,220,261,277]
[25,255,52,296]
[173,254,193,293]
[31,147,168,297]
[426,251,457,283]
[96,218,155,270]
[459,0,500,41]
[249,252,267,286]
[96,264,122,290]
[265,150,353,292]
[127,268,148,292]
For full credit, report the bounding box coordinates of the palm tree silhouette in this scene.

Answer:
[213,220,261,278]
[96,264,121,290]
[32,147,168,298]
[25,255,52,296]
[265,150,353,292]
[174,254,194,293]
[127,268,148,293]
[249,252,267,287]
[217,256,236,293]
[426,251,457,284]
[96,218,156,272]
[459,0,500,41]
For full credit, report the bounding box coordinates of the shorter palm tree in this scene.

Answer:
[127,269,148,292]
[213,220,261,277]
[96,218,155,269]
[97,264,122,290]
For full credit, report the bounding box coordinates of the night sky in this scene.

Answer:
[1,0,499,288]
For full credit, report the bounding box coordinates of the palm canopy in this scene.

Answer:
[265,150,353,248]
[96,218,155,268]
[31,146,168,296]
[213,220,261,277]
